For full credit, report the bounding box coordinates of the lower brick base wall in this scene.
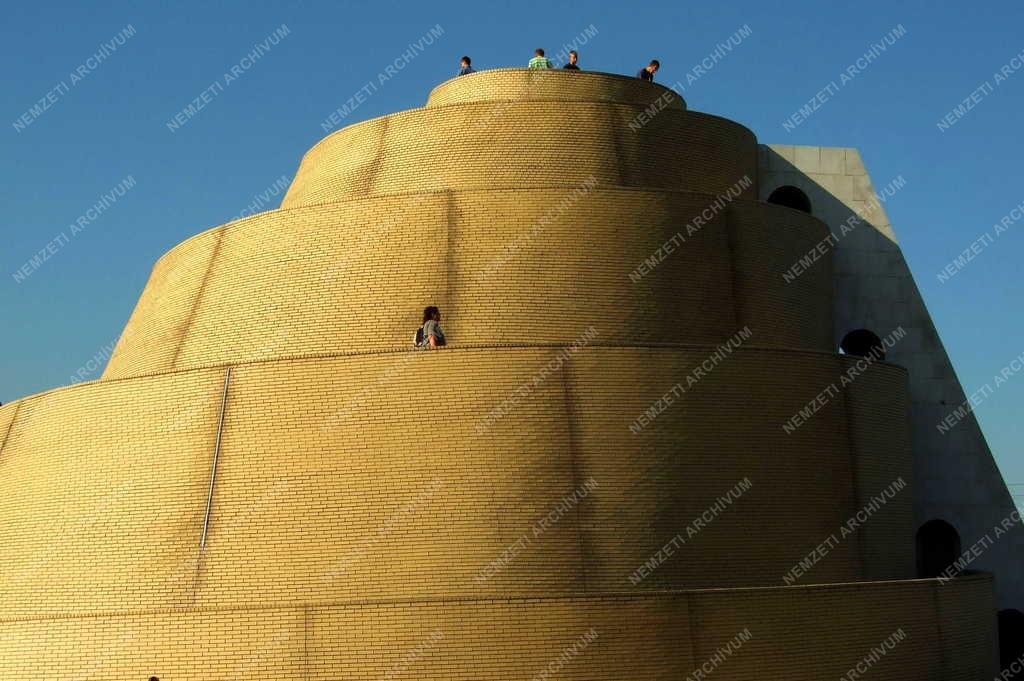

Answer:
[0,576,997,680]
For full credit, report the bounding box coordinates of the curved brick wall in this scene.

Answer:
[1,70,1001,679]
[0,578,996,680]
[1,348,909,620]
[426,68,687,110]
[103,190,832,379]
[281,103,756,207]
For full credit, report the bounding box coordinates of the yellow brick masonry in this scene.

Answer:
[103,189,833,379]
[425,67,688,111]
[281,101,755,208]
[0,69,1000,679]
[1,348,915,615]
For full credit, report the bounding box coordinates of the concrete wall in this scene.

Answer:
[758,143,1024,610]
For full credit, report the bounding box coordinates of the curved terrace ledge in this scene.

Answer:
[101,188,835,378]
[0,576,996,679]
[426,67,687,110]
[282,101,754,207]
[2,346,911,615]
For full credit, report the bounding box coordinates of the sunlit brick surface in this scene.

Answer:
[104,191,832,379]
[281,103,756,208]
[425,68,688,110]
[0,582,997,679]
[0,70,1000,679]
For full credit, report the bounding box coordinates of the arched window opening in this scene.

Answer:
[767,185,812,214]
[916,519,961,579]
[999,610,1024,679]
[839,329,885,361]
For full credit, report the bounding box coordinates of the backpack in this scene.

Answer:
[413,323,444,349]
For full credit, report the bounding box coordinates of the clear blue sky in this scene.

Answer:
[2,0,1021,493]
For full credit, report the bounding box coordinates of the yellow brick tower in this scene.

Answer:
[0,69,1000,678]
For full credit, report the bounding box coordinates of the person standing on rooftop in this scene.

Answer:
[528,48,554,69]
[459,56,475,76]
[563,50,580,70]
[637,59,660,81]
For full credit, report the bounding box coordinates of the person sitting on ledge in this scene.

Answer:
[637,59,660,81]
[528,48,554,69]
[563,50,580,70]
[458,55,475,76]
[417,305,446,349]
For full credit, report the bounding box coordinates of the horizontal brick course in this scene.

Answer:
[104,189,831,379]
[0,578,996,680]
[282,102,756,207]
[1,68,999,678]
[426,68,688,111]
[1,347,913,620]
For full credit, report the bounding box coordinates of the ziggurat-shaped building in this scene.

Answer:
[2,69,1022,679]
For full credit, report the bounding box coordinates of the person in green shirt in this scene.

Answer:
[528,48,554,69]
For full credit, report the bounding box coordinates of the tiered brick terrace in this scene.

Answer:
[0,70,999,679]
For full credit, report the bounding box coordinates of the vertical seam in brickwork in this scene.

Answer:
[0,402,22,457]
[303,605,310,680]
[686,592,701,671]
[170,226,226,370]
[932,582,949,678]
[186,546,203,605]
[723,205,744,336]
[606,106,627,186]
[840,372,867,576]
[365,117,389,195]
[444,189,456,317]
[559,355,589,593]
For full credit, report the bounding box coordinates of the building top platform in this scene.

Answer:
[427,67,686,111]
